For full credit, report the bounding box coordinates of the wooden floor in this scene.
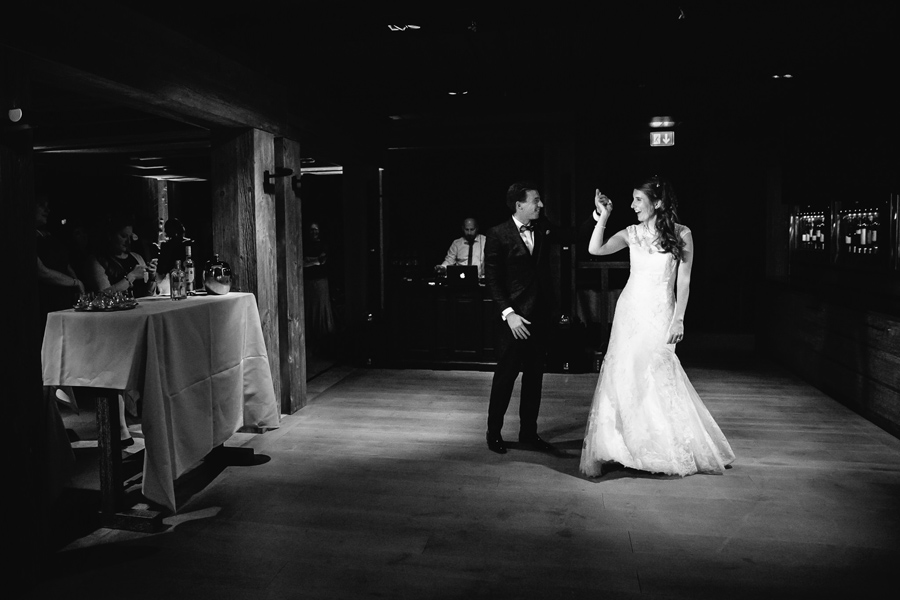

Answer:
[26,357,900,599]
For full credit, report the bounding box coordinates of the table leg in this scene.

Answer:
[95,389,165,532]
[96,390,123,516]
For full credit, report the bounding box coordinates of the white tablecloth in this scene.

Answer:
[41,292,280,511]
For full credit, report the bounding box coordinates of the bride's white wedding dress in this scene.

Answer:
[580,224,735,477]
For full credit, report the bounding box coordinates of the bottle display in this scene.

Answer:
[184,245,195,295]
[795,209,827,252]
[170,259,187,300]
[791,195,899,274]
[838,208,881,256]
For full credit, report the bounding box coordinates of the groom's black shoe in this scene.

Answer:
[519,434,556,453]
[486,432,507,454]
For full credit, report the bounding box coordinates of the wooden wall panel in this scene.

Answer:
[760,285,900,437]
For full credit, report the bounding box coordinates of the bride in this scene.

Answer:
[580,176,735,477]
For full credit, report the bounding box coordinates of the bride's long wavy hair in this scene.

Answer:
[636,175,685,262]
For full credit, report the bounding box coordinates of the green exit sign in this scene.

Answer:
[650,131,675,147]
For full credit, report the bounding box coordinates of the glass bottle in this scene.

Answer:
[184,245,195,295]
[843,211,852,248]
[170,259,187,300]
[871,211,879,253]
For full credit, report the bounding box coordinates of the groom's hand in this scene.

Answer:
[507,313,531,340]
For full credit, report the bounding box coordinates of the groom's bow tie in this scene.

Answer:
[519,223,534,232]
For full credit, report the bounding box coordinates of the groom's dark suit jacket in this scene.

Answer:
[484,216,554,324]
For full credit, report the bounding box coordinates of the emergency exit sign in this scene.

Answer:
[650,131,675,147]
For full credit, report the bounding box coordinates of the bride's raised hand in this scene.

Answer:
[594,189,612,220]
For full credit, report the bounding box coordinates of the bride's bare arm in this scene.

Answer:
[588,226,628,255]
[588,189,628,255]
[668,229,694,343]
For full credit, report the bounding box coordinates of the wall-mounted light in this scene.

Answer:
[649,115,675,128]
[8,107,23,122]
[264,167,294,193]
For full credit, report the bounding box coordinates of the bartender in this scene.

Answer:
[435,217,486,278]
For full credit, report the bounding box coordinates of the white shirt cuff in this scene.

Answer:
[501,307,514,321]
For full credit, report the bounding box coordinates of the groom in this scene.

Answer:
[484,181,556,454]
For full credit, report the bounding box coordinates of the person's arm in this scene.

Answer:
[303,244,326,268]
[484,228,531,339]
[133,252,158,296]
[667,228,694,344]
[439,239,460,268]
[91,256,144,294]
[476,235,486,277]
[587,189,629,256]
[37,257,84,293]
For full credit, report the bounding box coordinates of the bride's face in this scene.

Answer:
[631,190,657,224]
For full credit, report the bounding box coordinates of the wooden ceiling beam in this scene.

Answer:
[2,4,382,165]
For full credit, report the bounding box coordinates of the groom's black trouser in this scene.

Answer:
[487,322,546,437]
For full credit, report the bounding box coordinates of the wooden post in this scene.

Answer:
[210,128,282,406]
[275,137,307,413]
[2,47,42,587]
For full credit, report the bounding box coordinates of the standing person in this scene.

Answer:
[580,176,735,477]
[303,221,335,353]
[435,217,486,278]
[155,218,190,295]
[484,182,557,454]
[36,196,85,413]
[35,196,84,327]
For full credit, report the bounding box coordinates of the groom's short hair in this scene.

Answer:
[505,181,539,214]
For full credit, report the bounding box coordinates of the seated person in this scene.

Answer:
[88,214,158,298]
[86,214,158,446]
[435,217,486,278]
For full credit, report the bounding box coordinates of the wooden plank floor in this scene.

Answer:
[28,358,900,599]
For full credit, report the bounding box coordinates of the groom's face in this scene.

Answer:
[517,190,543,223]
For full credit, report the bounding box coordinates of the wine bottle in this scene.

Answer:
[184,245,195,295]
